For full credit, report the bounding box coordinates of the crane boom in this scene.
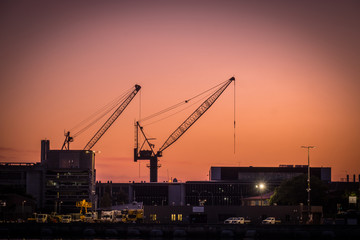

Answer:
[84,84,141,150]
[158,77,234,154]
[134,77,234,182]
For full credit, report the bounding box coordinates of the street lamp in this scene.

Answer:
[301,145,315,223]
[256,183,265,206]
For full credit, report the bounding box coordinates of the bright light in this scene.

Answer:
[256,183,265,190]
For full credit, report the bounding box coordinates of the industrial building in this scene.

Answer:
[96,165,331,208]
[210,166,331,183]
[0,145,333,213]
[2,137,357,224]
[0,162,43,208]
[41,140,96,213]
[0,140,96,215]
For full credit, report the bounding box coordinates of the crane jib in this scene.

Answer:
[158,77,234,154]
[83,84,141,150]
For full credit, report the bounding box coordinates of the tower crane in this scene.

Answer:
[134,77,235,182]
[61,84,141,150]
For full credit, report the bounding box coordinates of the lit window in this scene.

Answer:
[171,214,176,221]
[150,214,157,221]
[177,214,183,221]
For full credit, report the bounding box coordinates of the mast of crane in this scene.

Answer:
[134,77,235,182]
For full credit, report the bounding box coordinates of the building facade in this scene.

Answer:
[210,166,331,183]
[96,166,331,208]
[42,147,96,213]
[0,162,44,208]
[0,140,96,214]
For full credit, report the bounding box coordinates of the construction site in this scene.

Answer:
[1,78,360,239]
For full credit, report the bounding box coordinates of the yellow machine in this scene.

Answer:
[124,209,144,223]
[76,199,92,214]
[27,213,37,222]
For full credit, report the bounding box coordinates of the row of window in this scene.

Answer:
[149,214,183,222]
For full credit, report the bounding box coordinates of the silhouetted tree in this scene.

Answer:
[270,174,328,206]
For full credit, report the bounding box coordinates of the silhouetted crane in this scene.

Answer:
[134,77,235,182]
[61,84,141,150]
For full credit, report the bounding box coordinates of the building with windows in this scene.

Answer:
[0,140,96,214]
[0,141,339,221]
[96,165,331,209]
[210,166,331,183]
[0,162,43,209]
[42,141,96,213]
[0,161,43,220]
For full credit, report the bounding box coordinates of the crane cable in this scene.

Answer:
[139,79,228,124]
[141,92,213,127]
[233,79,236,155]
[69,87,134,138]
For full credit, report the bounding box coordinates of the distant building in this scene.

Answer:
[210,166,331,183]
[0,140,96,214]
[97,165,331,208]
[0,162,43,208]
[41,140,96,213]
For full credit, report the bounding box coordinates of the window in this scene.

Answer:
[177,214,183,221]
[150,214,157,221]
[171,214,176,221]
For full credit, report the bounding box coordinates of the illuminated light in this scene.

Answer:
[256,182,266,190]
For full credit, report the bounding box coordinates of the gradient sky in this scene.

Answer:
[1,0,359,183]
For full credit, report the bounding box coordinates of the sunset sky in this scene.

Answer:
[1,0,359,183]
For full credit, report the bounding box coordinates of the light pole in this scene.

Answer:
[59,201,63,214]
[256,183,265,206]
[301,145,315,223]
[54,201,57,213]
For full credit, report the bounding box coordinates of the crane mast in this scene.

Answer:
[135,77,235,182]
[83,84,141,150]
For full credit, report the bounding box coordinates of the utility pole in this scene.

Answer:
[301,146,315,223]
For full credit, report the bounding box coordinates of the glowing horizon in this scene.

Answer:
[0,0,359,183]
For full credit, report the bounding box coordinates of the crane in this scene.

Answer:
[61,84,141,150]
[134,77,235,182]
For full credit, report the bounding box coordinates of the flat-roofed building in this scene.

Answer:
[43,148,95,213]
[210,165,331,184]
[0,162,44,208]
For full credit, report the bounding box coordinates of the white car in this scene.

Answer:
[262,217,281,224]
[61,215,72,223]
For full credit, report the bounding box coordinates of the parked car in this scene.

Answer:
[36,214,49,223]
[262,217,281,224]
[61,215,72,223]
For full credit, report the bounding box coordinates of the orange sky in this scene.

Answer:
[1,0,359,183]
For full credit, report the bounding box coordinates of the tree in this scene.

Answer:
[270,174,328,206]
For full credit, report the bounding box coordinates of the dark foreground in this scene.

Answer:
[0,223,360,239]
